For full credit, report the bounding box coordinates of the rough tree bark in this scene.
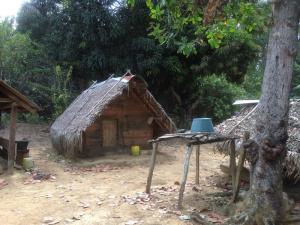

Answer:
[192,1,299,224]
[232,1,299,224]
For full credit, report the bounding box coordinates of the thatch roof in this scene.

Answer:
[50,73,176,156]
[215,99,300,180]
[0,80,40,113]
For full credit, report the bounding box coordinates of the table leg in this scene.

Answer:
[196,145,200,185]
[178,144,193,209]
[232,132,249,203]
[229,140,236,188]
[232,148,246,202]
[146,142,158,194]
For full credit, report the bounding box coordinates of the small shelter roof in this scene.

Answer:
[0,80,40,113]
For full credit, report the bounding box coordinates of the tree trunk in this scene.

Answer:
[236,1,299,224]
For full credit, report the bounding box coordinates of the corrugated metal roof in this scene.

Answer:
[233,100,259,105]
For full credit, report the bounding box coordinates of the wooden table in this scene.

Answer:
[0,137,30,165]
[145,132,237,209]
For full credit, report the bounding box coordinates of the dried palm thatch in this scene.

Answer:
[50,73,176,157]
[215,99,300,181]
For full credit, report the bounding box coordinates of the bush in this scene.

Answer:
[196,74,246,122]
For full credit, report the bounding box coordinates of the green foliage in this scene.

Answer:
[51,65,73,118]
[242,61,264,99]
[19,113,47,124]
[6,0,273,127]
[197,74,246,122]
[0,19,53,117]
[0,19,74,121]
[0,19,14,63]
[18,0,130,80]
[140,0,268,54]
[0,113,10,126]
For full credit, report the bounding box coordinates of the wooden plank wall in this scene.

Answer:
[83,92,154,155]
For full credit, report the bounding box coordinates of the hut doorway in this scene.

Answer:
[102,119,118,147]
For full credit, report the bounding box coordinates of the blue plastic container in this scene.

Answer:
[191,118,214,133]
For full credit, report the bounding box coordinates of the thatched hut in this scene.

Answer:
[51,72,176,157]
[215,99,300,181]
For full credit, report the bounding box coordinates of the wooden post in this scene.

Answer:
[232,132,249,202]
[178,144,193,209]
[229,140,236,188]
[146,142,158,194]
[195,145,200,185]
[7,103,17,174]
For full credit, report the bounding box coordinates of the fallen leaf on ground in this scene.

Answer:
[124,220,139,225]
[43,217,54,223]
[48,220,60,225]
[0,179,8,189]
[65,218,74,223]
[192,186,202,192]
[78,202,90,208]
[179,215,191,220]
[206,212,228,224]
[43,217,60,224]
[45,194,53,198]
[168,210,181,216]
[72,215,81,220]
[72,211,85,220]
[50,175,56,181]
[23,177,42,185]
[122,192,152,205]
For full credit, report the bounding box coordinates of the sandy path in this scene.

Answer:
[0,123,239,225]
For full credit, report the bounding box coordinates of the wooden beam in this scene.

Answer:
[146,142,159,193]
[3,92,36,112]
[0,97,12,103]
[7,103,17,174]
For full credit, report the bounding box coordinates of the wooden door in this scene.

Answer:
[102,119,118,147]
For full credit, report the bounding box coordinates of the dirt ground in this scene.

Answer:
[0,123,298,225]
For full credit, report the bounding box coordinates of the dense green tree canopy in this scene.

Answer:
[0,0,275,124]
[0,19,53,115]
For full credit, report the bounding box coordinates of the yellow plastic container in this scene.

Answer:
[131,146,140,156]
